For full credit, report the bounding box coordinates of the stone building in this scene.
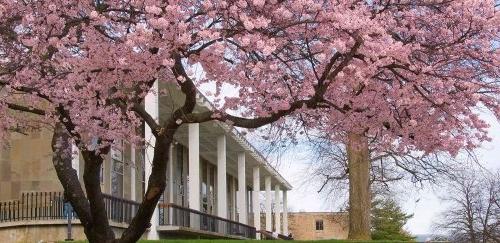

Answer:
[0,84,291,242]
[288,212,349,240]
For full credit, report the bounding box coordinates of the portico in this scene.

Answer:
[145,84,292,239]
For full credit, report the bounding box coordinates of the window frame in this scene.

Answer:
[111,141,124,198]
[315,219,324,231]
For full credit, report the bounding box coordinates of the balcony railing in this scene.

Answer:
[0,192,66,222]
[158,203,256,239]
[0,192,140,225]
[1,192,256,239]
[103,194,140,224]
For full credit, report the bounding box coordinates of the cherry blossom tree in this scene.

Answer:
[1,0,499,242]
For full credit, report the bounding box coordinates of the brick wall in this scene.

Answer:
[288,212,348,240]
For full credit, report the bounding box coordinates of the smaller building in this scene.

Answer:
[288,212,348,240]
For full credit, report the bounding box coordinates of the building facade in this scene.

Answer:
[0,83,291,242]
[288,212,349,240]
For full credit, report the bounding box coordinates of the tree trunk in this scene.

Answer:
[51,126,173,242]
[347,132,371,240]
[51,123,93,234]
[81,151,116,242]
[119,135,171,242]
[51,123,116,242]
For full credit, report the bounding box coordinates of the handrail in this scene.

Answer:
[103,194,140,205]
[0,192,140,225]
[158,203,256,239]
[257,230,293,240]
[158,203,252,229]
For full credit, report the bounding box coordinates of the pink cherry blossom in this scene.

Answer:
[0,2,499,240]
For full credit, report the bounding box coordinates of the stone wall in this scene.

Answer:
[0,130,62,201]
[0,220,137,243]
[0,128,144,202]
[288,212,348,240]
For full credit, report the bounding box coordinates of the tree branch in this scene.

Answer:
[6,102,47,116]
[51,123,92,230]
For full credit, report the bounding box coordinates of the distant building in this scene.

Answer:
[287,212,348,240]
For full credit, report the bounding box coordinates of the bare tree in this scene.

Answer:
[302,134,470,198]
[435,169,500,243]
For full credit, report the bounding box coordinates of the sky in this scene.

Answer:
[272,113,500,236]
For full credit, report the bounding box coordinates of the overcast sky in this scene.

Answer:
[274,113,500,235]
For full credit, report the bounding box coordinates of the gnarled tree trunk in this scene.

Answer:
[347,132,371,240]
[51,122,174,243]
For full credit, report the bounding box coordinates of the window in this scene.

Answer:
[176,144,184,205]
[315,219,324,231]
[99,164,104,184]
[111,141,124,197]
[111,159,124,197]
[201,160,208,213]
[209,166,215,213]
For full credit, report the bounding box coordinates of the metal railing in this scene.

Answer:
[158,203,256,239]
[103,194,140,224]
[0,192,66,222]
[0,192,140,225]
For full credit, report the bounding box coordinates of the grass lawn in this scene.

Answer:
[61,239,413,243]
[64,240,415,243]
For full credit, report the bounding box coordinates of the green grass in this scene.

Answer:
[63,240,415,243]
[138,241,414,243]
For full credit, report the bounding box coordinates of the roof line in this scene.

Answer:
[195,93,293,190]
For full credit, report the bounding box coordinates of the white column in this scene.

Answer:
[168,144,174,203]
[253,167,261,237]
[130,146,136,201]
[217,135,227,218]
[274,185,281,234]
[71,144,79,178]
[265,176,272,232]
[188,123,200,210]
[283,190,288,235]
[237,152,247,224]
[144,80,159,240]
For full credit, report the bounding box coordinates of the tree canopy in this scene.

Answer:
[1,0,498,153]
[0,0,499,242]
